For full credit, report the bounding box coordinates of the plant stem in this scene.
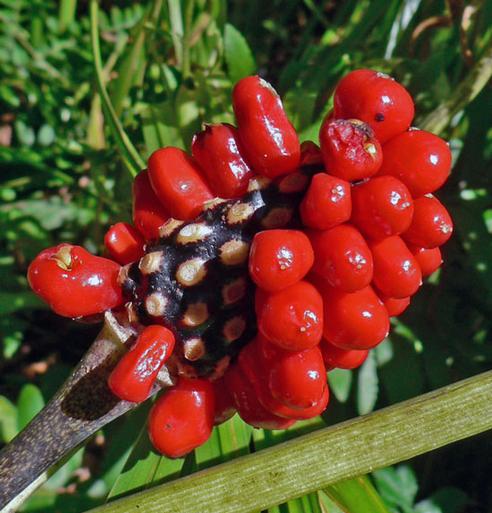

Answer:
[89,0,145,177]
[59,0,77,33]
[84,369,492,513]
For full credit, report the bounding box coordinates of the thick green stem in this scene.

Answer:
[84,370,492,513]
[89,0,145,176]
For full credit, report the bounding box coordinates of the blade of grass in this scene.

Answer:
[89,0,145,177]
[83,369,492,513]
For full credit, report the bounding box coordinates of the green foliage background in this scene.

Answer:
[0,0,492,511]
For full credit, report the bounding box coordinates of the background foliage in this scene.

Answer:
[1,0,492,511]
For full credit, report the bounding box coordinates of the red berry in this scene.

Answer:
[402,195,453,248]
[148,147,213,220]
[232,76,300,178]
[104,222,145,265]
[238,339,329,420]
[148,378,215,458]
[268,345,327,410]
[191,123,254,199]
[370,236,422,298]
[309,224,373,292]
[224,363,295,429]
[333,69,414,143]
[319,119,382,181]
[321,285,390,350]
[300,141,324,166]
[212,377,236,425]
[300,173,351,230]
[27,244,122,318]
[108,325,175,403]
[133,170,170,240]
[249,230,314,292]
[320,339,368,370]
[379,294,411,317]
[408,244,443,277]
[351,176,414,240]
[257,281,323,351]
[378,130,452,197]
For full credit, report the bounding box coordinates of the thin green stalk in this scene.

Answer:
[420,39,492,133]
[112,0,163,116]
[181,0,196,77]
[89,0,145,177]
[59,0,77,33]
[167,0,184,68]
[85,370,492,513]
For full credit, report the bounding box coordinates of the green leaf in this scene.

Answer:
[0,396,18,443]
[357,351,379,415]
[373,465,418,511]
[17,384,45,431]
[324,476,391,513]
[329,369,352,403]
[223,23,256,82]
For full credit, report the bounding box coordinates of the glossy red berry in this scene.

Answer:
[104,222,145,265]
[300,173,351,230]
[257,281,323,351]
[319,118,382,181]
[378,130,452,197]
[224,363,295,429]
[321,285,390,350]
[233,76,300,178]
[379,294,411,317]
[133,170,170,240]
[108,326,175,403]
[191,123,254,199]
[28,244,123,318]
[309,224,373,292]
[238,339,329,421]
[371,236,422,298]
[402,195,453,248]
[212,377,236,425]
[268,345,327,410]
[148,378,215,458]
[408,244,443,277]
[148,147,213,220]
[249,230,314,292]
[351,176,414,240]
[320,338,368,370]
[333,69,414,143]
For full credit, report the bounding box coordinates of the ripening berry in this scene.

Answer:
[257,281,323,351]
[224,363,295,429]
[402,195,453,248]
[309,224,373,292]
[233,76,300,178]
[268,345,327,410]
[333,69,415,143]
[300,141,324,166]
[300,173,352,230]
[378,130,452,197]
[104,222,145,265]
[191,123,254,198]
[371,236,422,298]
[28,244,123,318]
[148,378,215,458]
[408,244,443,277]
[148,147,213,220]
[212,377,236,425]
[108,325,175,403]
[319,118,382,181]
[133,170,169,240]
[351,176,414,240]
[249,230,314,292]
[321,285,390,350]
[319,338,368,370]
[379,294,411,317]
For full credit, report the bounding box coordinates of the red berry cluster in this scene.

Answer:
[26,69,453,459]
